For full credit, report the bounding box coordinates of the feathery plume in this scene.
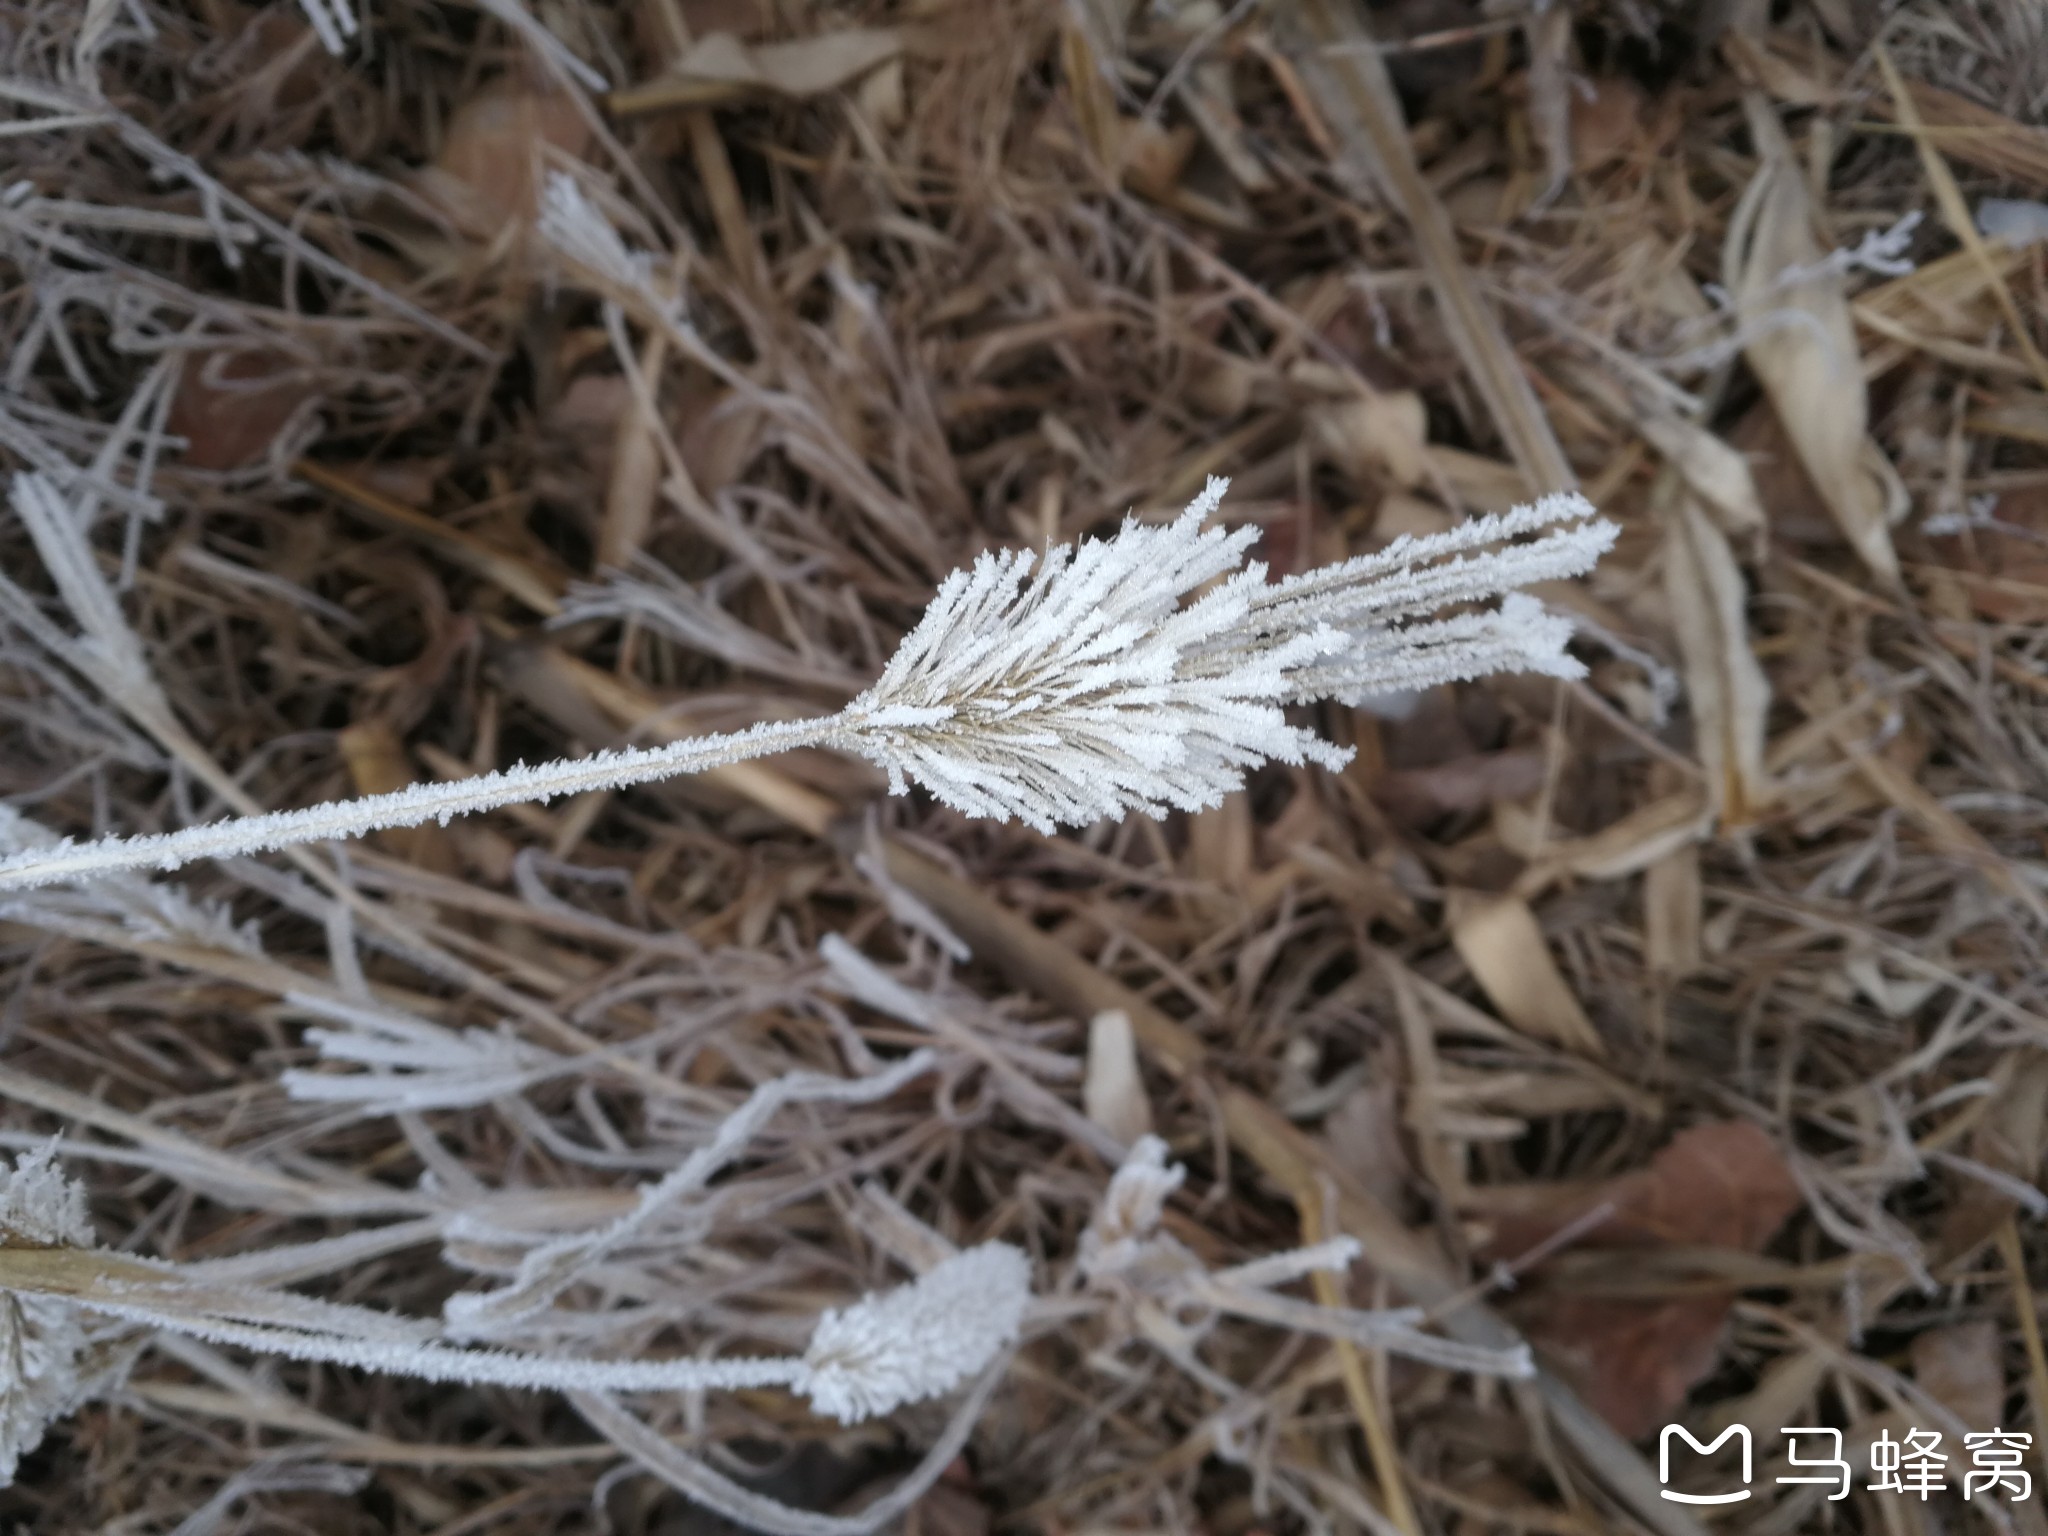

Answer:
[835,477,1349,829]
[0,477,1614,886]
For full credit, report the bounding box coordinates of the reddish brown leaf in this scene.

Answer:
[1486,1121,1800,1259]
[1483,1123,1803,1439]
[1519,1295,1736,1441]
[167,348,318,471]
[1569,77,1649,175]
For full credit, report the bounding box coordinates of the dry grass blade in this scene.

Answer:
[1872,45,2048,398]
[1275,0,1574,496]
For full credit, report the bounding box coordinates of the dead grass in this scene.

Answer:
[3,0,2048,1531]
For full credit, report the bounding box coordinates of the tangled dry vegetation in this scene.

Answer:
[2,0,2047,1532]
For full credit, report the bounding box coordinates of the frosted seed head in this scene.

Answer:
[801,1242,1031,1423]
[842,478,1352,831]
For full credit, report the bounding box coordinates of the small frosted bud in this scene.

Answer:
[1079,1134,1190,1283]
[801,1243,1031,1424]
[1090,1135,1183,1248]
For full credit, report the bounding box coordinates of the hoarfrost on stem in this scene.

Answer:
[0,475,1615,886]
[0,1146,130,1487]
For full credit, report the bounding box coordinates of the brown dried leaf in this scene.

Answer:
[1310,389,1430,488]
[1519,1295,1737,1441]
[168,349,318,471]
[1924,487,2048,623]
[427,84,591,235]
[1323,1075,1411,1218]
[1487,1123,1803,1438]
[1725,102,1903,583]
[1446,889,1604,1056]
[1375,745,1548,824]
[1570,76,1651,174]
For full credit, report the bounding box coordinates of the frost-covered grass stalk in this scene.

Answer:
[0,476,1613,888]
[0,1144,1032,1480]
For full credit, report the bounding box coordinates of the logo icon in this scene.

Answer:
[1659,1425,1752,1505]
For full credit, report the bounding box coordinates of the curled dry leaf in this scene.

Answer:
[425,84,591,237]
[1483,1121,1803,1439]
[1661,494,1772,825]
[1309,388,1430,489]
[167,348,319,471]
[1635,412,1765,537]
[1726,103,1904,584]
[1446,888,1603,1057]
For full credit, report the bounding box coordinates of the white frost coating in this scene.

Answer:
[0,1146,125,1487]
[1075,1137,1531,1380]
[1078,1134,1187,1282]
[280,992,563,1113]
[0,807,262,955]
[838,477,1351,832]
[0,715,835,889]
[295,0,358,52]
[0,1142,1018,1446]
[6,471,158,704]
[1979,198,2048,250]
[445,1050,940,1336]
[801,1243,1031,1423]
[1244,491,1617,705]
[0,476,1616,887]
[537,174,672,312]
